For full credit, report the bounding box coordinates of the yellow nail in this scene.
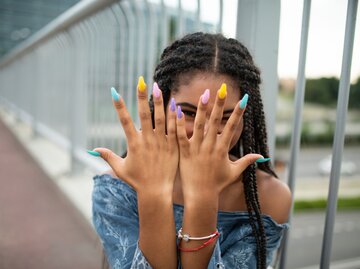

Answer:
[218,83,227,99]
[137,76,146,92]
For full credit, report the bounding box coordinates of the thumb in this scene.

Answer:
[88,147,124,178]
[232,154,270,176]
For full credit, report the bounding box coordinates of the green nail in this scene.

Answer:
[87,150,100,157]
[255,157,271,163]
[240,94,249,109]
[111,87,120,101]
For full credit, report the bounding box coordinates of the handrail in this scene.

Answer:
[0,0,118,69]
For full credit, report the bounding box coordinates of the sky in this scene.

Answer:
[158,0,360,82]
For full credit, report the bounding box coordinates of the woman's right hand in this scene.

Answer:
[91,78,179,195]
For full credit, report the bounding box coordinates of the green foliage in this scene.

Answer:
[304,76,360,109]
[294,196,360,212]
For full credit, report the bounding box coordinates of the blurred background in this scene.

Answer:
[0,0,359,268]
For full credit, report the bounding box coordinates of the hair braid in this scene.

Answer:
[150,32,277,268]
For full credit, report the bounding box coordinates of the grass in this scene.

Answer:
[294,196,360,212]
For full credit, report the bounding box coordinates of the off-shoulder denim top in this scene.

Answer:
[92,174,289,269]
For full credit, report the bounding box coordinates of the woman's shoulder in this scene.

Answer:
[256,169,292,224]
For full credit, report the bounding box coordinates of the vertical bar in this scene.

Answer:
[320,1,358,268]
[218,0,223,33]
[279,1,311,268]
[177,0,183,37]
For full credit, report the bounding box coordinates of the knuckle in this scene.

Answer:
[155,117,164,126]
[120,116,130,127]
[195,122,204,130]
[139,111,150,121]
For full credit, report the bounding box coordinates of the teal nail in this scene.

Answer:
[87,150,101,157]
[255,157,271,163]
[240,94,249,109]
[111,87,120,101]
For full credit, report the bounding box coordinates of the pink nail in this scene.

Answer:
[153,82,161,98]
[201,89,210,105]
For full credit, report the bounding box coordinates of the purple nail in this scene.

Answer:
[177,105,182,119]
[153,82,161,98]
[170,97,176,112]
[201,89,210,105]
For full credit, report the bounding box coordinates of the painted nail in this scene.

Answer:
[87,150,101,157]
[153,82,161,98]
[170,97,176,112]
[255,157,271,163]
[201,89,210,105]
[177,105,183,119]
[111,87,120,101]
[218,83,227,99]
[240,94,249,109]
[137,76,146,92]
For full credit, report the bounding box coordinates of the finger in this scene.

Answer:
[205,83,227,142]
[192,89,209,145]
[111,87,137,141]
[167,97,177,147]
[231,153,267,179]
[89,147,125,179]
[152,82,166,138]
[220,94,248,148]
[137,76,153,135]
[176,105,190,156]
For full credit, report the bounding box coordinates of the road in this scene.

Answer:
[283,211,360,268]
[276,146,360,179]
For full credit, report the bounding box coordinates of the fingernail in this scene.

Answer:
[137,76,146,92]
[240,94,249,109]
[87,150,101,157]
[255,157,271,163]
[111,87,120,101]
[218,83,227,99]
[170,97,176,112]
[177,105,182,119]
[153,82,161,98]
[201,89,210,105]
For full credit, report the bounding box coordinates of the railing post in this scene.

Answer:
[320,1,358,268]
[279,0,311,268]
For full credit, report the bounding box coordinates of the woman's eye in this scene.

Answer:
[183,111,196,118]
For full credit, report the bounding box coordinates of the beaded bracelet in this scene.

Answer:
[178,231,220,252]
[177,228,219,242]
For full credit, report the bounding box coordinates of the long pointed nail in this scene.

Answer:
[255,157,271,163]
[177,105,183,119]
[111,87,120,101]
[218,83,227,99]
[170,98,176,112]
[137,76,146,92]
[153,82,161,98]
[240,94,249,109]
[201,89,210,105]
[87,150,101,157]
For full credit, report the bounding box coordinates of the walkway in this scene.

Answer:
[0,118,103,269]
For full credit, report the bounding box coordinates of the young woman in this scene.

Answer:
[89,32,291,269]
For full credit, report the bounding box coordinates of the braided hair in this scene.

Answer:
[151,32,277,269]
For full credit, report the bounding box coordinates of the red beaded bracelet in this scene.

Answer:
[178,231,220,252]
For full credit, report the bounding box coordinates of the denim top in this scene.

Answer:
[92,174,289,269]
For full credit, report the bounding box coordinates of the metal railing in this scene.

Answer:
[0,0,358,267]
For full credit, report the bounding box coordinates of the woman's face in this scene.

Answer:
[168,72,243,150]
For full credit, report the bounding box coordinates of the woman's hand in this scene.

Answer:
[176,84,264,199]
[92,78,178,195]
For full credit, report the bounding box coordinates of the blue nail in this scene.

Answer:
[240,94,249,109]
[111,87,120,101]
[87,150,101,157]
[170,97,176,112]
[177,106,182,119]
[255,157,271,163]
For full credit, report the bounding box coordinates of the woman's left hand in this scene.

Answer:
[176,85,264,199]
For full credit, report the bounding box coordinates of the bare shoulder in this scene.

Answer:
[256,169,292,224]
